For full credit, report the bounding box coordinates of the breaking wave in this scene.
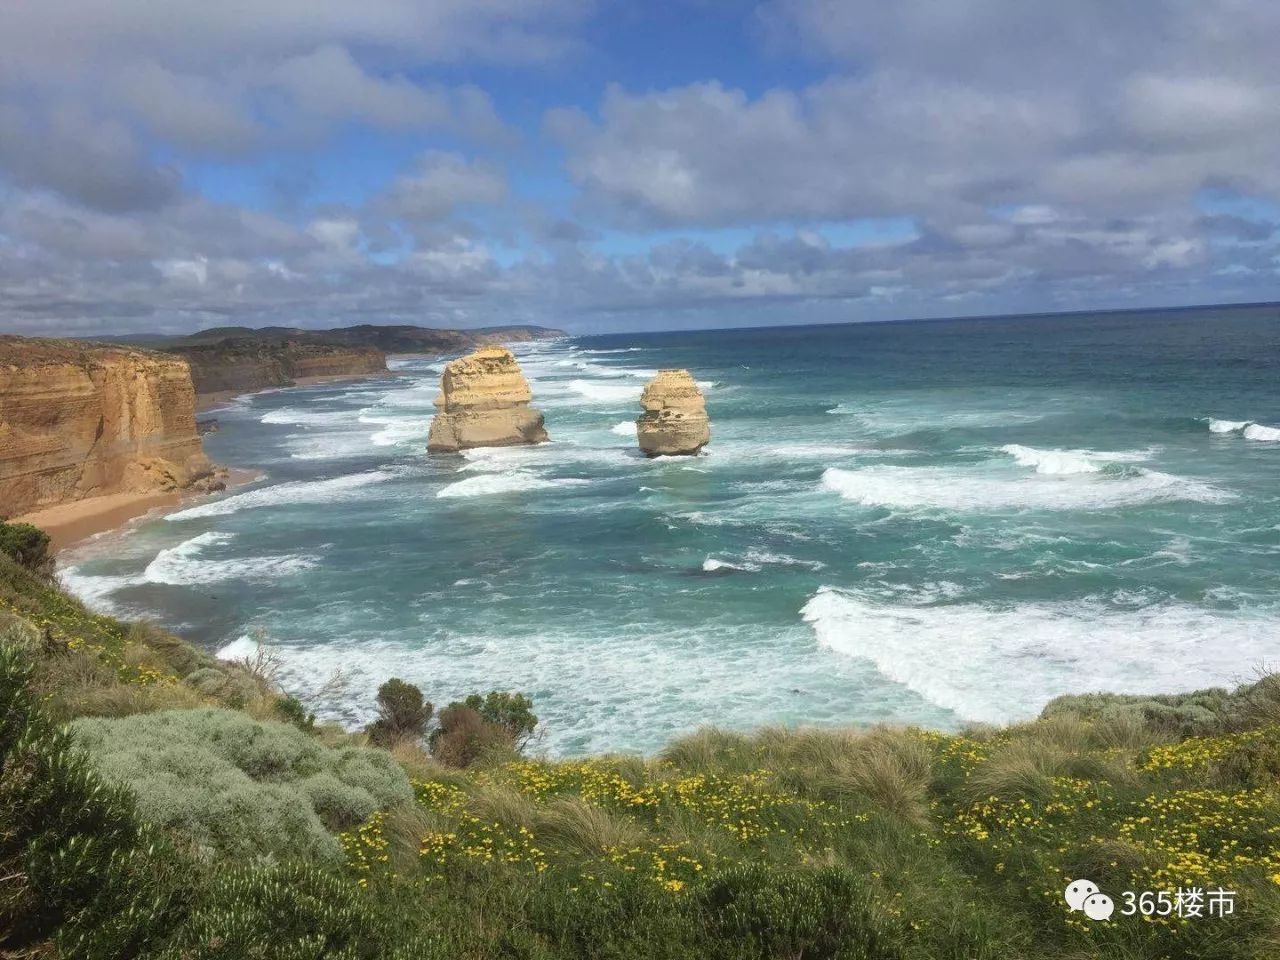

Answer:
[820,463,1231,512]
[143,532,318,585]
[167,471,397,520]
[437,471,590,498]
[802,586,1277,724]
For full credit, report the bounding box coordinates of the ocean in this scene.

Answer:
[62,307,1280,755]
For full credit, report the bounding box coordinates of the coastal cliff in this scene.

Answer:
[174,339,387,397]
[427,346,548,452]
[636,369,711,456]
[0,337,219,517]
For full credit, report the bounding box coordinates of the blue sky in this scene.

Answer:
[0,0,1276,335]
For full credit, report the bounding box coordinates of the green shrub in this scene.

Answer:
[696,863,900,960]
[151,863,445,960]
[463,690,538,748]
[0,642,182,959]
[69,708,412,862]
[276,693,317,731]
[1040,688,1229,736]
[430,704,513,768]
[366,678,431,747]
[0,521,52,575]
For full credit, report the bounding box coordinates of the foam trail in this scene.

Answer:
[611,421,636,436]
[802,587,1277,724]
[168,471,396,520]
[702,557,761,573]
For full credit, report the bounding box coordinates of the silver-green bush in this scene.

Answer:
[70,708,411,862]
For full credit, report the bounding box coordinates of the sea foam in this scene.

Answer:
[1244,423,1280,442]
[437,471,589,499]
[802,586,1277,724]
[568,379,643,404]
[1208,418,1252,434]
[820,463,1231,512]
[167,471,397,520]
[143,532,317,585]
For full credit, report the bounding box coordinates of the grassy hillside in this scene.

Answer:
[2,532,1279,959]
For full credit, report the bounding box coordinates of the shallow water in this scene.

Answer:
[63,308,1280,754]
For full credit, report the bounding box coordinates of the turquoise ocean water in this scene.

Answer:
[62,308,1280,754]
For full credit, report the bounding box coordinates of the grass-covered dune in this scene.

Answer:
[2,526,1279,959]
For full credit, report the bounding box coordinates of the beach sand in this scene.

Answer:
[12,468,262,553]
[17,369,393,549]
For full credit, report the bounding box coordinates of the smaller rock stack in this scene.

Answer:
[427,346,549,453]
[635,370,710,456]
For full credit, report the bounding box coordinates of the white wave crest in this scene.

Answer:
[702,557,761,573]
[802,587,1277,725]
[569,379,643,404]
[1244,423,1280,442]
[437,471,590,499]
[143,532,317,585]
[57,569,140,612]
[260,408,352,426]
[611,420,637,436]
[1208,418,1251,434]
[1001,444,1100,474]
[820,464,1231,512]
[168,471,396,520]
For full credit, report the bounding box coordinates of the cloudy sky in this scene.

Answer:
[1,0,1277,335]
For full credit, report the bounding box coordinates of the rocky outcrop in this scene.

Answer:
[636,370,710,457]
[0,337,221,516]
[427,346,548,453]
[173,340,386,397]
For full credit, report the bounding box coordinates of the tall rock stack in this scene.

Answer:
[635,370,710,456]
[427,346,549,453]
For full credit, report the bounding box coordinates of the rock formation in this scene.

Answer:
[636,370,710,456]
[0,337,222,516]
[427,346,548,453]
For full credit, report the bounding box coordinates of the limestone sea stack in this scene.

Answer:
[427,346,548,453]
[635,369,710,456]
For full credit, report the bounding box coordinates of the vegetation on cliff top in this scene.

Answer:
[2,538,1279,959]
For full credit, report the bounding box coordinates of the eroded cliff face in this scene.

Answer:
[174,340,386,396]
[427,346,548,452]
[0,337,219,516]
[636,370,711,457]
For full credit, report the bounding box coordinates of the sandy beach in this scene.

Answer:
[12,468,263,553]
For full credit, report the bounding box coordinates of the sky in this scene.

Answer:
[0,0,1277,336]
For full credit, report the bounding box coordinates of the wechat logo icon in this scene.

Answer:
[1065,880,1114,921]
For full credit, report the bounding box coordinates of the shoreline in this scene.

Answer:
[26,368,401,552]
[13,467,265,555]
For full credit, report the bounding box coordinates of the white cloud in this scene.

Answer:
[379,151,508,221]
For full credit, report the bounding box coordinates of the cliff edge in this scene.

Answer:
[636,369,711,456]
[427,346,548,452]
[174,339,387,398]
[0,337,220,516]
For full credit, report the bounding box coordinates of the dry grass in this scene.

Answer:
[659,727,757,773]
[961,737,1069,804]
[534,796,646,857]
